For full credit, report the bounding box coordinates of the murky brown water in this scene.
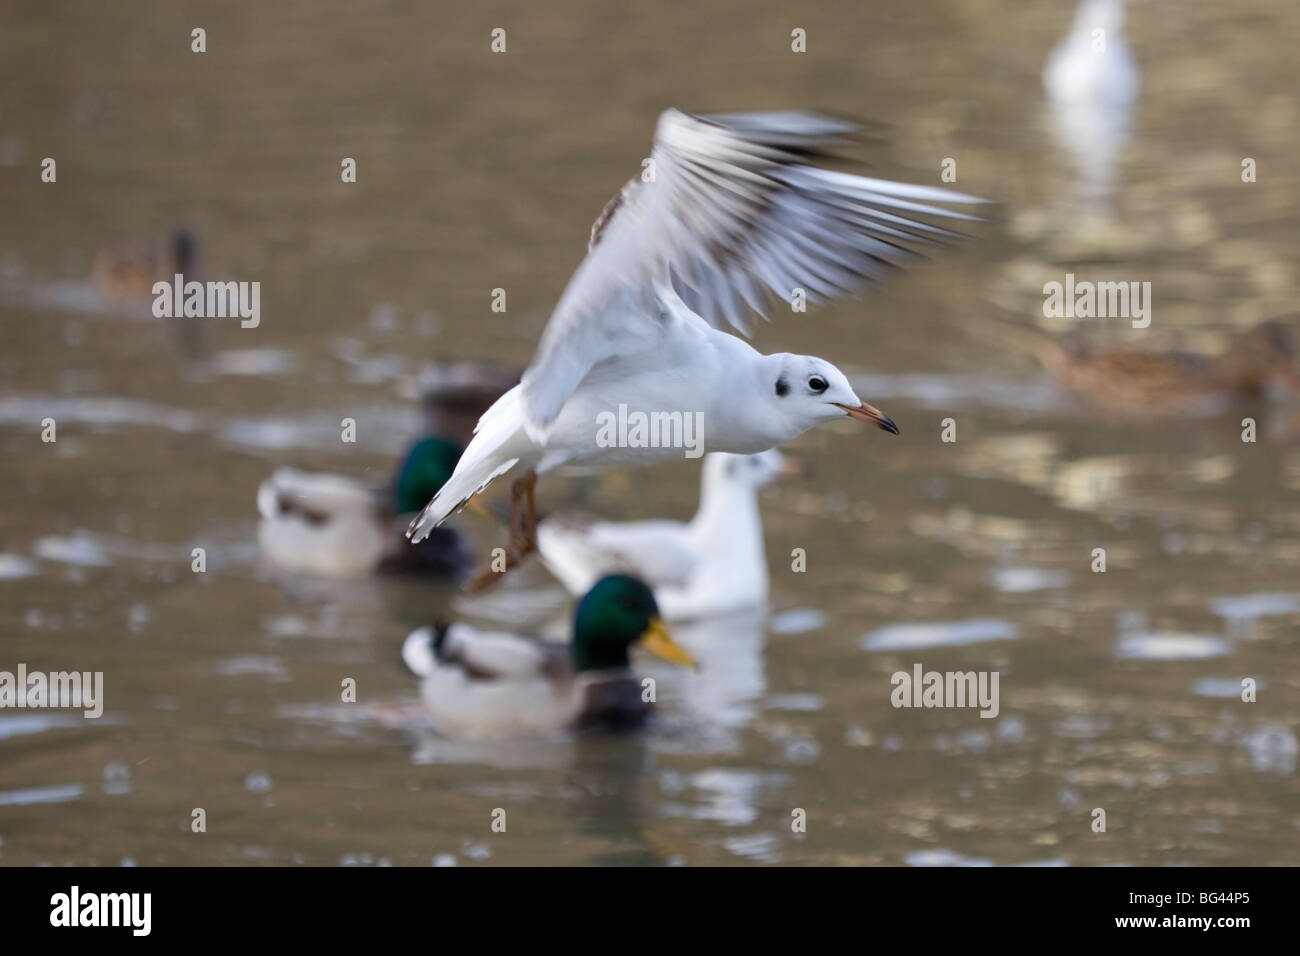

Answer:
[2,0,1298,865]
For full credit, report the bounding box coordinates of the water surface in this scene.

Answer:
[2,0,1298,865]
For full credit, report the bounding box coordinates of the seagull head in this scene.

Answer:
[762,353,899,440]
[707,449,797,489]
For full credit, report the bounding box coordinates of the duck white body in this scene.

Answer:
[400,574,692,739]
[257,468,390,576]
[538,451,783,620]
[402,623,593,738]
[256,436,472,579]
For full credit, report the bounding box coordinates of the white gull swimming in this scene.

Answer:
[538,450,789,619]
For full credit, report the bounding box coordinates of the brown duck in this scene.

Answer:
[1039,319,1300,415]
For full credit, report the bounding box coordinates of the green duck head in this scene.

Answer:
[392,436,465,515]
[571,574,697,673]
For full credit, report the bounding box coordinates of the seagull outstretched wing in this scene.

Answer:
[518,109,986,438]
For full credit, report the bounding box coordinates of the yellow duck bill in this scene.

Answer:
[640,617,698,668]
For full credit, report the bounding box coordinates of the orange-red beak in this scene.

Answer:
[834,401,900,435]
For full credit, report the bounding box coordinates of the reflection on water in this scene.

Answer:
[861,618,1020,651]
[3,0,1299,865]
[674,610,768,733]
[1043,0,1139,220]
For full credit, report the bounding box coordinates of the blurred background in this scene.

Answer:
[1,0,1298,865]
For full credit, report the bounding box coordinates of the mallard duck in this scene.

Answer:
[401,574,697,738]
[1039,320,1300,415]
[257,436,472,578]
[537,451,792,620]
[92,228,205,360]
[92,228,199,300]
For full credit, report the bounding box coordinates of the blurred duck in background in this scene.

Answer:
[92,227,200,299]
[92,227,205,361]
[401,574,696,738]
[538,450,792,621]
[257,436,473,579]
[416,360,520,446]
[1038,319,1300,415]
[1043,0,1139,212]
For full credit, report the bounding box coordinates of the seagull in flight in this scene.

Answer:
[407,109,984,591]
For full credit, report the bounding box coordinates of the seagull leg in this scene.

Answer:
[519,470,539,556]
[463,470,538,594]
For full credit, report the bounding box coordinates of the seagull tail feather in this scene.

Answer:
[406,385,528,543]
[406,455,519,543]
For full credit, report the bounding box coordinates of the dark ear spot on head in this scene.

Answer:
[775,376,789,397]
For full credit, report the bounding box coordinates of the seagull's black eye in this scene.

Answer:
[808,376,828,393]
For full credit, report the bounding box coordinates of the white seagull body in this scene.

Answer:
[538,451,785,620]
[406,109,983,580]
